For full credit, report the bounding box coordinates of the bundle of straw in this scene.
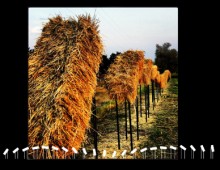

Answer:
[104,50,144,104]
[160,70,171,89]
[160,74,167,89]
[28,15,103,158]
[155,71,161,84]
[141,59,153,86]
[164,70,171,81]
[151,65,158,81]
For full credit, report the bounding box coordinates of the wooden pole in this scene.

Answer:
[147,85,150,118]
[136,97,139,140]
[159,86,162,97]
[125,100,128,140]
[128,101,133,150]
[154,82,157,103]
[115,96,120,150]
[139,84,142,117]
[151,80,155,110]
[92,97,98,159]
[144,85,147,122]
[158,84,160,101]
[156,83,159,102]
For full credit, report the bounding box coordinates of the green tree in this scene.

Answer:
[109,51,121,65]
[155,42,178,73]
[98,55,110,75]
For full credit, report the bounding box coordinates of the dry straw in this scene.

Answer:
[28,15,103,158]
[160,70,171,89]
[155,71,161,84]
[164,70,171,81]
[151,65,158,81]
[104,50,144,104]
[141,59,153,86]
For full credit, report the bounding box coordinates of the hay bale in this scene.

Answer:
[160,70,171,89]
[155,71,161,84]
[160,73,167,89]
[28,15,103,158]
[104,50,144,104]
[164,70,171,81]
[151,65,158,81]
[141,59,153,86]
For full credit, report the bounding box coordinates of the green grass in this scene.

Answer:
[168,78,178,95]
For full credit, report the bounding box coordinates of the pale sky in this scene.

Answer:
[29,8,178,61]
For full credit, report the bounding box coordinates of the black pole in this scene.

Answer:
[144,85,148,122]
[154,82,157,103]
[92,97,98,159]
[125,100,128,140]
[115,96,120,150]
[136,97,139,140]
[147,85,150,118]
[140,84,142,117]
[159,85,162,97]
[156,83,159,102]
[158,84,160,101]
[128,101,133,150]
[152,80,155,110]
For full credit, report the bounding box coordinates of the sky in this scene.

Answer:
[29,8,178,61]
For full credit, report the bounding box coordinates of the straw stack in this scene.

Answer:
[141,59,153,86]
[28,15,103,158]
[164,70,171,81]
[155,71,161,85]
[104,50,144,104]
[160,70,171,89]
[151,65,158,81]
